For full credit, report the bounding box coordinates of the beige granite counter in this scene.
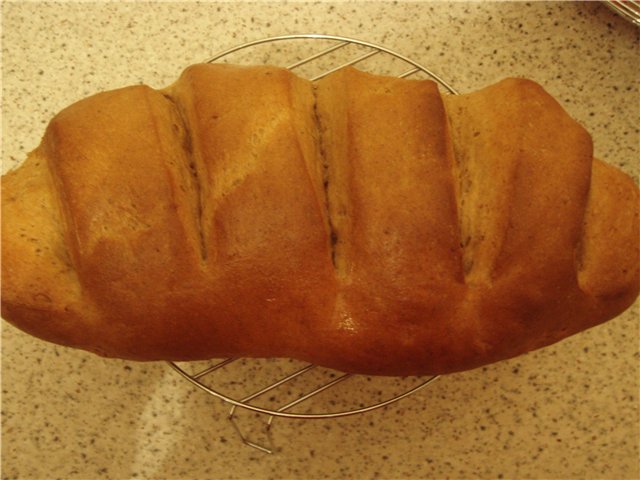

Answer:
[2,1,638,479]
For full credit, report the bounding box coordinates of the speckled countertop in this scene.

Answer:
[2,2,639,479]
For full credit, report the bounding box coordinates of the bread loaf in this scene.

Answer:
[2,64,638,375]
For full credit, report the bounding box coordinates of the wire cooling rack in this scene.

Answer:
[168,34,457,454]
[604,0,640,25]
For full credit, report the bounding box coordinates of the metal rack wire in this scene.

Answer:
[168,34,456,454]
[604,0,640,25]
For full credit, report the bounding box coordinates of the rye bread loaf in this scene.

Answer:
[2,64,638,375]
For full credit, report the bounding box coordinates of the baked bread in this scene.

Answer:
[2,64,638,375]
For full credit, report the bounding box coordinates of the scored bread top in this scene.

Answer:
[1,64,638,375]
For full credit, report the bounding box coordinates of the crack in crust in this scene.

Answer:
[161,92,208,262]
[311,84,339,270]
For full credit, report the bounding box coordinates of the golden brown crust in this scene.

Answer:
[1,149,99,351]
[578,159,640,302]
[1,65,638,375]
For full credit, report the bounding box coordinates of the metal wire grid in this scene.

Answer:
[604,0,640,25]
[168,34,456,453]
